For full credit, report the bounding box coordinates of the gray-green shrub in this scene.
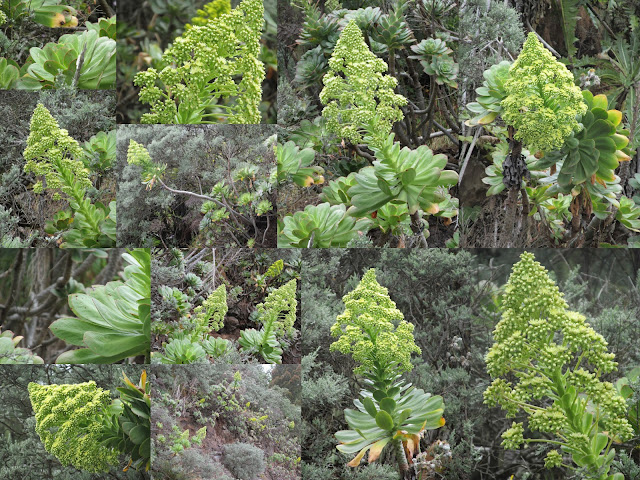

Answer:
[222,443,265,480]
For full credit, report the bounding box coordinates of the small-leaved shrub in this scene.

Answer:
[223,442,266,480]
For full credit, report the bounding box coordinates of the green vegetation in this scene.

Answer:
[459,0,640,248]
[151,364,300,479]
[117,0,276,124]
[330,269,445,476]
[49,248,150,364]
[118,125,276,248]
[301,248,640,479]
[485,252,633,479]
[0,1,115,89]
[28,370,150,473]
[277,0,460,247]
[152,249,301,365]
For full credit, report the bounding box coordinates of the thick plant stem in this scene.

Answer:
[392,438,409,479]
[55,158,102,237]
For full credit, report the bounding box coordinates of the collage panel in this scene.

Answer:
[0,0,115,90]
[301,248,640,480]
[116,124,277,248]
[116,0,277,124]
[0,248,150,364]
[151,248,301,365]
[457,1,640,248]
[1,0,640,479]
[277,0,460,248]
[151,364,301,480]
[0,364,149,479]
[0,90,116,248]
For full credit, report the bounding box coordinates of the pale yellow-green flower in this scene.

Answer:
[484,252,634,470]
[320,21,407,149]
[134,0,264,124]
[23,104,90,197]
[256,279,297,338]
[194,283,228,332]
[501,33,587,153]
[330,269,420,376]
[28,381,118,472]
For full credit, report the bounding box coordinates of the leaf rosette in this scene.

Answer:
[50,249,151,363]
[348,134,458,217]
[278,202,371,248]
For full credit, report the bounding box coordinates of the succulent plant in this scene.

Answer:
[29,381,118,472]
[154,337,207,364]
[320,173,357,206]
[193,284,228,334]
[202,337,232,357]
[501,33,587,154]
[297,9,340,52]
[534,91,632,189]
[276,141,325,187]
[373,202,411,235]
[320,20,407,149]
[409,37,452,59]
[278,202,372,248]
[370,2,413,51]
[294,46,329,88]
[239,279,297,363]
[484,252,633,479]
[330,270,445,472]
[615,196,640,232]
[24,30,115,89]
[348,134,458,217]
[421,54,458,88]
[334,7,383,35]
[465,60,511,126]
[100,371,151,472]
[0,329,44,364]
[0,58,19,88]
[50,249,150,363]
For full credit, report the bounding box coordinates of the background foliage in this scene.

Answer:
[151,364,300,480]
[116,125,277,248]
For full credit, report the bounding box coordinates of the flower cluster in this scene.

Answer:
[544,450,563,469]
[23,104,90,199]
[501,33,587,153]
[484,252,634,474]
[330,269,420,376]
[0,329,44,364]
[193,284,228,332]
[501,422,524,449]
[0,0,6,25]
[126,139,166,186]
[186,0,231,28]
[320,20,407,149]
[28,381,118,472]
[256,279,298,338]
[134,0,264,124]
